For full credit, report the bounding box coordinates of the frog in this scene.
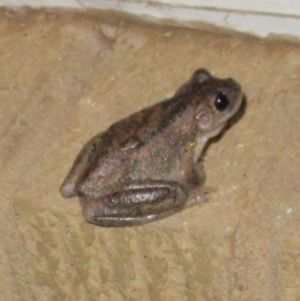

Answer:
[60,69,243,227]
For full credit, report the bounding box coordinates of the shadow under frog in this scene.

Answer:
[60,69,244,227]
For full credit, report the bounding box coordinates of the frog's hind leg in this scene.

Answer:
[60,132,104,198]
[80,179,190,227]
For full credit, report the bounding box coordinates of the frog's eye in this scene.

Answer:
[215,92,230,111]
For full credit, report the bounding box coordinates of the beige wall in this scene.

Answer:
[1,0,300,39]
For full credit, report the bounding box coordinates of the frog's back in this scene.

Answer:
[95,95,194,156]
[77,95,197,191]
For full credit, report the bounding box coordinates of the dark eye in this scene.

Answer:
[215,92,230,111]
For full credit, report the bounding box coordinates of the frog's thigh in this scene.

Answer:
[80,179,189,227]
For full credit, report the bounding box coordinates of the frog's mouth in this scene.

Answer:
[202,121,228,140]
[193,121,227,163]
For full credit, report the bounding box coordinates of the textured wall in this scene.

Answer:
[1,8,300,301]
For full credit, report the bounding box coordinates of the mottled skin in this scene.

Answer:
[60,69,243,227]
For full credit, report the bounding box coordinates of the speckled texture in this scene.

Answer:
[59,68,243,227]
[0,8,300,301]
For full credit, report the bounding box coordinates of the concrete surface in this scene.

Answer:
[0,7,299,301]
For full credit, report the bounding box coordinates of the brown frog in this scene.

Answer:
[60,69,243,227]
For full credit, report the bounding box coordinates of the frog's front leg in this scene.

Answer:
[79,179,191,227]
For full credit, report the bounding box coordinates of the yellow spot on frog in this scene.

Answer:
[187,141,197,149]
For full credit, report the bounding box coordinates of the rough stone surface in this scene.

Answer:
[1,8,300,301]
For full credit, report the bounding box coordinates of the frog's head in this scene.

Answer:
[190,69,243,136]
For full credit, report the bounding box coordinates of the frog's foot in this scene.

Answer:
[186,185,216,206]
[79,179,189,227]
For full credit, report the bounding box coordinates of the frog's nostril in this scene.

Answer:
[215,92,230,111]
